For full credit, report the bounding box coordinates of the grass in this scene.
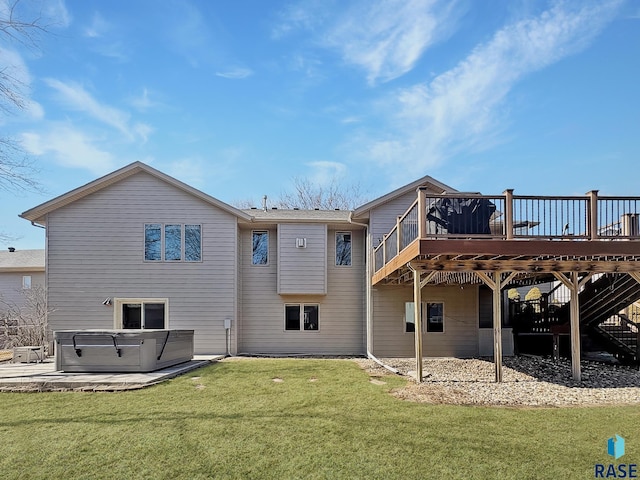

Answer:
[1,358,639,479]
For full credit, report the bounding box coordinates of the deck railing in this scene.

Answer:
[373,189,640,273]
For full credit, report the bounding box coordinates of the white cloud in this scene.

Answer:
[46,0,71,29]
[307,161,347,185]
[84,12,109,38]
[44,78,150,142]
[21,125,116,175]
[166,158,207,189]
[272,0,328,39]
[364,0,623,177]
[274,0,462,84]
[132,123,153,143]
[0,47,32,113]
[324,0,461,84]
[130,88,159,111]
[215,67,254,79]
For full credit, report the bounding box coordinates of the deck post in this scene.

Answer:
[587,190,599,240]
[475,271,512,383]
[569,271,581,382]
[397,215,402,256]
[503,189,514,240]
[552,272,582,382]
[414,267,423,382]
[417,187,427,239]
[493,273,504,383]
[407,263,424,382]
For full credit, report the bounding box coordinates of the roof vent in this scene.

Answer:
[314,208,319,211]
[335,208,340,211]
[293,207,299,210]
[8,247,15,252]
[272,207,278,210]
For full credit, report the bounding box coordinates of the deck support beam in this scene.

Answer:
[475,271,517,382]
[407,263,437,382]
[552,272,593,382]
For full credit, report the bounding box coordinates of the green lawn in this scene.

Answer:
[1,358,639,479]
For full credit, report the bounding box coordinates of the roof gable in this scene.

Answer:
[20,162,252,225]
[352,174,457,218]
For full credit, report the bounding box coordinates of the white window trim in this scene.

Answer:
[22,275,32,290]
[143,223,203,263]
[335,231,352,267]
[284,303,320,332]
[405,301,445,334]
[251,230,270,266]
[113,298,169,329]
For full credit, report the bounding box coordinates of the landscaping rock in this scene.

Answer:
[358,356,640,407]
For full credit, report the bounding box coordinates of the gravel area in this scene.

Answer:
[357,355,640,407]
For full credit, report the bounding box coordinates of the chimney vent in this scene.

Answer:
[8,247,15,253]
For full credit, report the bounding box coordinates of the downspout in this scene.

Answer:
[348,212,399,375]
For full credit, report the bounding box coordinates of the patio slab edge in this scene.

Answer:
[0,356,222,392]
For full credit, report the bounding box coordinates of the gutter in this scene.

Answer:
[348,212,399,375]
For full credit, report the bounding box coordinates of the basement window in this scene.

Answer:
[405,302,444,333]
[285,304,319,331]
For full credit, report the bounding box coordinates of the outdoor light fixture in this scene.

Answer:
[102,298,112,306]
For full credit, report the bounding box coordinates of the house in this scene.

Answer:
[19,162,640,382]
[0,248,45,348]
[0,248,45,310]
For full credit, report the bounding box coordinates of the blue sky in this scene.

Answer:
[2,0,639,250]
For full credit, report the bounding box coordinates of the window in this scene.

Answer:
[405,302,444,333]
[426,302,444,332]
[252,231,268,265]
[116,299,167,329]
[336,232,352,266]
[22,275,32,290]
[165,224,182,261]
[185,225,202,261]
[144,224,201,262]
[145,224,161,261]
[285,304,319,331]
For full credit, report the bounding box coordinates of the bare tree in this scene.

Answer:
[0,284,52,350]
[0,0,47,193]
[276,176,369,210]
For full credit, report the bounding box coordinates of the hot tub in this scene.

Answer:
[54,329,194,373]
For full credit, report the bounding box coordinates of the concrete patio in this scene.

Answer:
[0,354,222,391]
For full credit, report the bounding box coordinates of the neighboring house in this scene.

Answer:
[0,248,46,348]
[0,248,45,310]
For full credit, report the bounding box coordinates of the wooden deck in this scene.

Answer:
[372,189,640,383]
[373,189,640,286]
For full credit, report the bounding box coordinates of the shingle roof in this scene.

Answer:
[243,209,352,223]
[0,249,45,272]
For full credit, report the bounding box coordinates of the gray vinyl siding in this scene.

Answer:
[277,224,327,295]
[367,184,481,357]
[371,284,479,358]
[0,272,45,309]
[370,190,420,246]
[239,226,365,355]
[45,171,238,354]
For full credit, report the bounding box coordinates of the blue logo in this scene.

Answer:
[595,435,637,478]
[609,435,626,460]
